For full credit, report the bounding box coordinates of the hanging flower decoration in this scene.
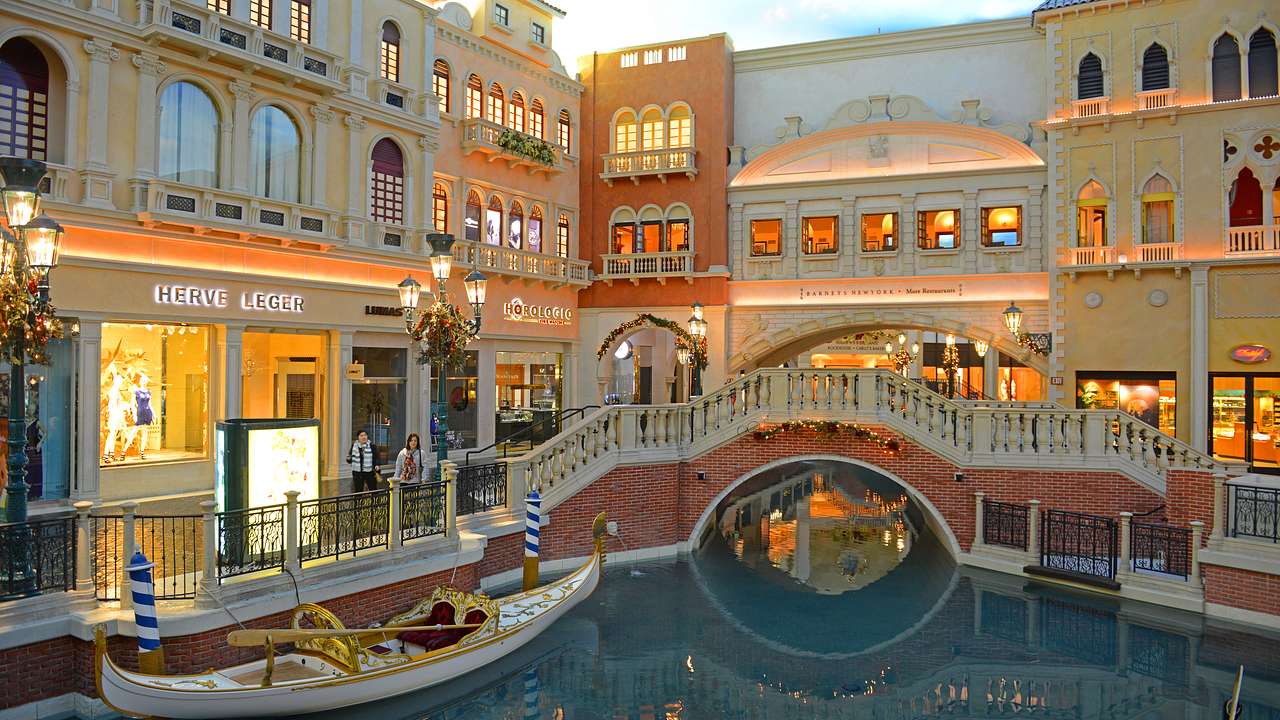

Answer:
[410,302,473,371]
[751,421,900,455]
[0,273,63,365]
[596,313,705,369]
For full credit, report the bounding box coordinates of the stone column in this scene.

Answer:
[900,194,917,275]
[309,104,334,208]
[129,51,163,180]
[229,80,256,193]
[419,134,438,230]
[74,501,95,591]
[343,114,368,242]
[197,500,218,604]
[73,320,103,500]
[1118,511,1133,577]
[221,324,245,420]
[476,343,498,453]
[1190,267,1208,452]
[962,191,979,273]
[782,200,799,278]
[81,39,120,209]
[325,331,354,489]
[973,491,986,548]
[983,344,1000,400]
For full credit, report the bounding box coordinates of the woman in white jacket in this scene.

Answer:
[394,433,426,484]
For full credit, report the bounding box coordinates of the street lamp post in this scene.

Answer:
[399,233,486,479]
[687,302,707,399]
[884,333,919,377]
[942,333,960,399]
[1002,301,1052,356]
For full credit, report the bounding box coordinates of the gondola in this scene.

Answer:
[95,513,606,719]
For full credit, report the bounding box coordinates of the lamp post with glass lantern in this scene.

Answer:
[687,302,707,399]
[941,333,961,398]
[1002,301,1052,356]
[884,332,919,377]
[398,233,486,479]
[0,157,64,527]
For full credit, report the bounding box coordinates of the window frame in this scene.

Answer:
[611,221,637,255]
[494,3,510,28]
[917,208,961,251]
[432,60,451,115]
[465,75,483,119]
[1077,52,1105,100]
[289,0,311,44]
[980,206,1022,249]
[380,22,401,84]
[1212,33,1243,102]
[432,183,448,232]
[249,104,302,203]
[800,215,839,255]
[370,138,405,225]
[556,213,570,258]
[666,219,690,253]
[487,83,505,125]
[249,0,271,29]
[208,0,231,14]
[749,218,783,257]
[0,37,51,163]
[157,81,221,188]
[557,110,572,151]
[529,99,545,139]
[464,190,483,242]
[638,219,663,253]
[531,22,546,46]
[1140,42,1170,92]
[859,211,898,253]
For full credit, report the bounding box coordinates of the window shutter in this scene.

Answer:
[980,208,990,247]
[1141,44,1169,91]
[1077,54,1104,99]
[916,211,926,248]
[1212,35,1242,101]
[371,138,403,176]
[1248,29,1278,98]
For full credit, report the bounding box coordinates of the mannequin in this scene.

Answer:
[103,373,127,463]
[127,372,154,460]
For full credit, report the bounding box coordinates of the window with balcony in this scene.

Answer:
[801,216,838,255]
[509,91,526,132]
[1250,29,1278,98]
[614,111,637,152]
[380,22,401,83]
[861,212,896,252]
[1076,180,1108,247]
[485,196,503,246]
[667,218,690,252]
[1213,34,1242,102]
[370,139,404,224]
[208,0,230,14]
[982,207,1021,247]
[556,213,569,257]
[494,3,510,27]
[1229,167,1263,227]
[465,190,482,242]
[509,201,524,249]
[528,206,543,252]
[641,108,663,151]
[290,0,311,43]
[1140,175,1174,244]
[532,22,546,46]
[249,0,271,29]
[557,110,571,150]
[1077,53,1104,99]
[249,105,301,203]
[1142,43,1169,91]
[668,104,692,147]
[432,182,448,232]
[466,75,483,119]
[433,60,451,115]
[488,83,505,124]
[0,38,51,162]
[158,81,220,187]
[612,220,636,254]
[529,99,545,139]
[918,210,959,250]
[750,219,782,256]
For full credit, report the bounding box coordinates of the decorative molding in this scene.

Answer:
[344,113,368,131]
[310,103,336,124]
[228,79,256,103]
[434,25,583,97]
[83,37,120,63]
[130,51,165,76]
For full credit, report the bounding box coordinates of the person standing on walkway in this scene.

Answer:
[394,433,425,485]
[347,430,381,493]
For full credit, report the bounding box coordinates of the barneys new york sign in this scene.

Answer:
[729,273,1048,307]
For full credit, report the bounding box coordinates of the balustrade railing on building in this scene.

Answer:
[1231,483,1279,542]
[1067,245,1116,266]
[456,463,507,515]
[215,504,287,580]
[1135,241,1182,263]
[460,118,563,173]
[1224,225,1280,257]
[599,251,693,280]
[0,517,75,601]
[1136,88,1176,110]
[92,509,202,601]
[400,481,449,543]
[451,238,590,285]
[600,148,697,184]
[1070,97,1110,118]
[135,178,340,245]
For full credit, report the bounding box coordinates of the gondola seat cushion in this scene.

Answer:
[398,607,488,651]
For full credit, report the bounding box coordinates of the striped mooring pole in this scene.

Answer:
[522,491,541,591]
[127,550,165,674]
[523,666,540,720]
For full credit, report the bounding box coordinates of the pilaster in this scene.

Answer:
[80,39,120,210]
[900,194,917,276]
[343,113,369,243]
[309,104,335,208]
[1190,266,1208,452]
[229,80,256,193]
[72,320,103,500]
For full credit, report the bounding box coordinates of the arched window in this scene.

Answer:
[668,104,692,148]
[557,110,572,151]
[1228,167,1263,227]
[527,206,544,253]
[464,190,482,242]
[465,75,483,119]
[433,59,451,115]
[1140,174,1174,244]
[666,205,690,252]
[432,182,448,232]
[613,111,637,153]
[508,201,524,249]
[638,206,663,253]
[158,81,219,187]
[1077,53,1104,99]
[556,213,570,257]
[1076,180,1108,247]
[370,138,404,224]
[208,0,230,14]
[380,22,401,83]
[1141,44,1169,91]
[611,207,637,254]
[0,38,50,161]
[640,108,663,151]
[249,105,301,202]
[487,83,505,124]
[485,196,503,245]
[1249,29,1278,98]
[529,99,545,139]
[509,91,526,132]
[1213,34,1242,101]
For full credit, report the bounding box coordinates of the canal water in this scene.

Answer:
[85,462,1280,719]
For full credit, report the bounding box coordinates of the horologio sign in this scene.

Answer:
[503,298,573,326]
[154,284,306,313]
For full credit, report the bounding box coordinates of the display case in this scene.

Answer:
[215,418,320,511]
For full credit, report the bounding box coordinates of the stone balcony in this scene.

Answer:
[598,251,693,285]
[460,118,564,175]
[138,0,344,92]
[451,239,590,287]
[1070,97,1110,119]
[600,148,697,186]
[1225,225,1280,258]
[1136,88,1177,111]
[1066,245,1116,266]
[132,178,340,248]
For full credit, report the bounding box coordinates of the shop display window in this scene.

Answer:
[438,351,478,450]
[496,351,562,445]
[485,198,502,246]
[241,331,326,421]
[1212,374,1279,470]
[998,353,1045,402]
[100,322,209,466]
[0,336,73,499]
[1075,372,1176,436]
[464,192,482,243]
[351,347,407,469]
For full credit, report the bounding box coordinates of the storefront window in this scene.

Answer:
[241,331,326,420]
[920,333,984,399]
[439,351,478,450]
[351,347,407,469]
[1076,372,1176,436]
[100,322,210,466]
[1212,375,1279,470]
[998,353,1044,402]
[496,351,563,445]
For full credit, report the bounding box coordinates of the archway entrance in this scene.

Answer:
[595,314,704,404]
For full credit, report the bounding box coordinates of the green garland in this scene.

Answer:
[412,302,473,371]
[752,420,900,454]
[0,274,63,365]
[496,130,557,165]
[596,313,706,369]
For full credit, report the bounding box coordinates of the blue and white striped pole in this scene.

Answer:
[523,666,540,720]
[522,491,541,591]
[127,550,165,674]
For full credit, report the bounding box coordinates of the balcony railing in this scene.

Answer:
[134,178,340,247]
[1071,97,1110,118]
[600,148,697,185]
[451,238,590,286]
[1135,241,1182,263]
[139,0,343,90]
[1067,245,1116,266]
[460,118,563,175]
[1136,88,1177,111]
[599,250,693,284]
[1224,225,1280,257]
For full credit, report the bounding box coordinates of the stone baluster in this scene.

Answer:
[74,501,95,592]
[285,490,302,569]
[441,460,458,538]
[1118,512,1133,577]
[198,500,218,600]
[1189,520,1205,585]
[388,481,402,550]
[1211,471,1226,540]
[1026,499,1041,566]
[973,491,986,549]
[120,501,138,610]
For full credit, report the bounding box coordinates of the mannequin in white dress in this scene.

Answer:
[103,373,127,463]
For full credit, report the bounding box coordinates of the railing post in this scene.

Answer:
[199,500,217,593]
[284,490,301,570]
[1118,512,1133,576]
[442,460,458,539]
[388,478,403,549]
[972,491,985,549]
[1211,470,1226,540]
[1026,499,1041,566]
[74,501,94,592]
[120,501,138,609]
[970,411,993,457]
[619,410,638,450]
[1189,520,1205,585]
[1083,412,1108,459]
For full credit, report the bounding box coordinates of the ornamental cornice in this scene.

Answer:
[310,103,336,124]
[228,79,256,103]
[434,25,584,97]
[418,133,439,153]
[84,38,120,63]
[131,51,166,77]
[344,113,368,131]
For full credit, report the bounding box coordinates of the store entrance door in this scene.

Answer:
[242,331,327,423]
[276,359,319,419]
[1211,374,1280,473]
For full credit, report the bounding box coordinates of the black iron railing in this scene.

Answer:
[401,481,447,543]
[1231,484,1279,543]
[982,499,1029,550]
[216,504,286,580]
[299,490,390,563]
[1040,509,1118,579]
[92,514,203,600]
[466,406,600,464]
[1130,521,1191,578]
[0,517,75,601]
[456,462,507,515]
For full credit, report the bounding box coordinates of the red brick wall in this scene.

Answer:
[1203,564,1280,617]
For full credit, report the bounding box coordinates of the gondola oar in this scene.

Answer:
[228,623,485,647]
[1224,665,1244,720]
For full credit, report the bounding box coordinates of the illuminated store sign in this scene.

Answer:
[1231,344,1272,364]
[503,298,573,326]
[729,273,1047,307]
[154,284,305,313]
